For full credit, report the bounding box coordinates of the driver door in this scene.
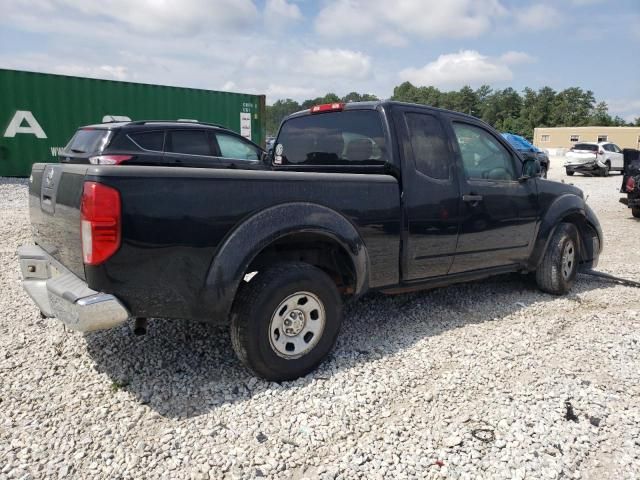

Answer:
[447,120,539,274]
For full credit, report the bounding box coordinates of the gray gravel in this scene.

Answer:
[1,162,639,479]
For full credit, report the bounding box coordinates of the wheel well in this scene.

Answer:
[244,233,357,296]
[560,213,598,263]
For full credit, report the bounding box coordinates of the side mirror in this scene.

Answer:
[260,150,271,166]
[520,158,541,181]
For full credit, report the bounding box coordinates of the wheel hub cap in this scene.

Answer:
[284,309,305,336]
[561,240,575,280]
[269,292,326,359]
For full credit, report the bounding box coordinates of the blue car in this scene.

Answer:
[502,133,550,178]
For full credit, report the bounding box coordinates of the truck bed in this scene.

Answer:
[29,163,401,320]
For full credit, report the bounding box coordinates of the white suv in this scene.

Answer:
[564,142,624,176]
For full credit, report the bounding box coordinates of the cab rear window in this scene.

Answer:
[65,129,111,154]
[275,110,386,166]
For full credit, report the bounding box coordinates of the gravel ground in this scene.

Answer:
[1,161,639,479]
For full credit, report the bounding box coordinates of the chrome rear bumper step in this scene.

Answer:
[18,244,130,332]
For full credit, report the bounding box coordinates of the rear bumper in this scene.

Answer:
[564,161,603,172]
[18,245,130,332]
[620,195,640,208]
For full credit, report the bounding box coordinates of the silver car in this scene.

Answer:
[564,142,624,176]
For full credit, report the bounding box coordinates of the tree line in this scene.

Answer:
[266,83,639,138]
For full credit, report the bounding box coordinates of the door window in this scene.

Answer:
[168,130,212,156]
[452,123,517,181]
[128,131,164,151]
[612,144,622,153]
[216,133,261,160]
[404,113,450,180]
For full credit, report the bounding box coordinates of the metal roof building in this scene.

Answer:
[534,126,640,152]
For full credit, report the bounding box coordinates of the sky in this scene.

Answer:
[1,0,639,121]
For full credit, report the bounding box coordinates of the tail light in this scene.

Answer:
[89,155,132,165]
[310,103,345,114]
[81,182,121,265]
[626,176,636,193]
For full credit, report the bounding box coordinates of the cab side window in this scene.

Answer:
[404,113,450,180]
[215,133,261,161]
[452,123,517,181]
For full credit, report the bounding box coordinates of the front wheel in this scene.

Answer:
[536,223,579,295]
[230,262,342,381]
[632,207,640,218]
[566,169,575,176]
[602,162,610,177]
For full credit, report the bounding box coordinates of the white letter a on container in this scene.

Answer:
[4,110,47,138]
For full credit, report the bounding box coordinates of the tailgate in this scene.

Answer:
[29,163,90,279]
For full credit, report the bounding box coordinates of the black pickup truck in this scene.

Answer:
[19,101,602,381]
[620,148,640,218]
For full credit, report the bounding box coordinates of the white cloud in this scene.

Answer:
[1,0,259,35]
[54,64,129,81]
[300,49,372,79]
[570,0,605,4]
[315,0,508,44]
[499,51,536,65]
[514,4,562,30]
[74,0,258,35]
[399,50,514,89]
[2,0,620,107]
[221,81,237,91]
[606,99,640,123]
[244,55,264,69]
[264,0,302,28]
[266,84,318,100]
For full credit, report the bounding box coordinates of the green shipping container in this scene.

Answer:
[0,69,266,177]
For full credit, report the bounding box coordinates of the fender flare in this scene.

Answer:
[528,194,586,269]
[201,202,370,322]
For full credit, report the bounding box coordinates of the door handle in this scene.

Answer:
[462,194,483,203]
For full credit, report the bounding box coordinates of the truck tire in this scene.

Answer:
[535,223,579,295]
[566,169,574,176]
[632,207,640,218]
[230,262,342,381]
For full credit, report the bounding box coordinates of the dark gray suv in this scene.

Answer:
[59,120,266,169]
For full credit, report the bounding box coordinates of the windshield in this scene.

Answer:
[275,110,387,166]
[64,128,111,154]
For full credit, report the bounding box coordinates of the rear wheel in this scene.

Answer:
[632,207,640,218]
[566,169,575,176]
[230,262,342,381]
[536,223,579,295]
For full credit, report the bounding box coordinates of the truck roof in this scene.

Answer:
[286,100,481,123]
